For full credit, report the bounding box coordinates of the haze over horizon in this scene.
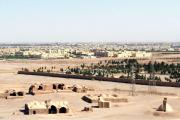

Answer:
[0,0,180,43]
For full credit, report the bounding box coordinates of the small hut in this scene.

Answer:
[53,83,66,90]
[82,94,128,103]
[28,84,53,95]
[5,89,24,99]
[98,97,111,108]
[72,84,87,93]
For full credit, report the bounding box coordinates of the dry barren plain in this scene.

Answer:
[0,58,180,120]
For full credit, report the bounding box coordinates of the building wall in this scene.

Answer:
[28,109,49,115]
[25,107,69,115]
[18,71,180,88]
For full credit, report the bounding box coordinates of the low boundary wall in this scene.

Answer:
[17,71,180,88]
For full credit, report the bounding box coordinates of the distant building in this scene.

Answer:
[94,51,108,57]
[116,51,152,58]
[134,51,152,58]
[117,51,132,58]
[41,49,70,59]
[21,49,70,59]
[171,43,180,51]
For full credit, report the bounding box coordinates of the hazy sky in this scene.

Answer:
[0,0,180,43]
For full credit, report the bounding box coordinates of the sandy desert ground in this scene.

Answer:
[0,59,180,120]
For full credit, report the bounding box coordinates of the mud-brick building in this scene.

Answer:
[72,84,88,93]
[28,84,53,95]
[52,83,66,90]
[5,89,24,99]
[82,94,128,103]
[28,83,73,95]
[98,97,111,108]
[24,100,70,115]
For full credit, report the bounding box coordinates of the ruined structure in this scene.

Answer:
[82,94,98,103]
[101,94,128,103]
[53,83,66,90]
[157,98,173,112]
[28,84,54,95]
[24,100,70,115]
[28,83,93,95]
[28,83,74,95]
[98,97,111,108]
[82,94,128,103]
[72,84,94,93]
[0,90,24,99]
[72,84,87,93]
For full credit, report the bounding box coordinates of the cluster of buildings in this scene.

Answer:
[0,47,20,57]
[0,82,130,115]
[20,49,152,59]
[0,82,94,115]
[82,94,128,104]
[0,42,179,59]
[0,81,175,115]
[16,49,70,59]
[28,83,92,95]
[94,50,152,58]
[0,89,24,99]
[0,47,152,59]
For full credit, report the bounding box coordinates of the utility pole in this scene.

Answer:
[148,61,156,94]
[129,64,136,96]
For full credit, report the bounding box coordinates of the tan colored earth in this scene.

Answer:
[0,59,180,120]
